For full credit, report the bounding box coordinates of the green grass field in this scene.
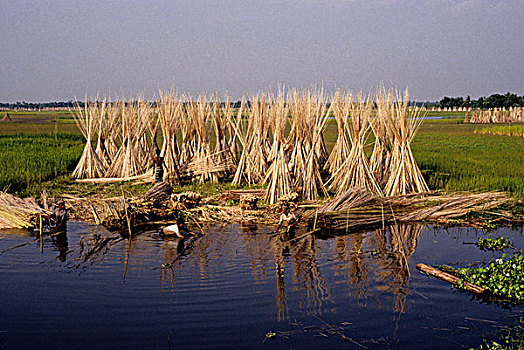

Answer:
[475,124,524,137]
[0,133,84,194]
[0,110,523,199]
[0,110,78,134]
[413,121,524,198]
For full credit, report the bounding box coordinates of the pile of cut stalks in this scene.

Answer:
[466,106,524,123]
[71,87,429,204]
[0,192,50,230]
[2,87,518,232]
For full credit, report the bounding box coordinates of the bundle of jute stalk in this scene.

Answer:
[324,90,352,176]
[184,95,214,183]
[231,99,260,185]
[72,99,107,178]
[232,93,271,185]
[157,91,182,185]
[94,98,111,169]
[103,101,122,166]
[286,89,330,200]
[178,94,196,170]
[210,95,236,174]
[369,88,393,187]
[185,95,235,183]
[327,92,383,196]
[468,107,524,124]
[383,89,428,196]
[317,188,508,232]
[105,98,152,178]
[0,192,50,229]
[133,98,155,172]
[262,89,293,204]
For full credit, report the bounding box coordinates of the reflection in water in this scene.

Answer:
[46,222,424,323]
[371,224,424,313]
[13,220,425,322]
[292,234,333,316]
[70,228,123,269]
[271,231,290,321]
[348,233,369,304]
[2,221,522,349]
[161,237,186,289]
[266,223,424,320]
[270,230,333,321]
[50,230,69,262]
[240,224,270,282]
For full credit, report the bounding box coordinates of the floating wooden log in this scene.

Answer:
[416,263,485,294]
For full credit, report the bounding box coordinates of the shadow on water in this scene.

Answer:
[1,221,523,349]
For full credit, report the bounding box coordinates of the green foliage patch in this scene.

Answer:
[475,237,513,251]
[0,133,83,194]
[442,254,524,303]
[476,125,524,138]
[473,318,524,350]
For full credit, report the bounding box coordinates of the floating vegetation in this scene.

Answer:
[442,254,524,303]
[262,317,389,348]
[474,318,524,350]
[475,237,513,251]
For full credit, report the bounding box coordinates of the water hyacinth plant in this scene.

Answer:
[443,254,524,303]
[475,237,513,251]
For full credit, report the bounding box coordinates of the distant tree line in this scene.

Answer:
[0,100,85,109]
[439,92,524,109]
[2,93,523,110]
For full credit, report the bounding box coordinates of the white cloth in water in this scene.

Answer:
[163,224,181,237]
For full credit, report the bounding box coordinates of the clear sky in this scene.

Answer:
[1,0,523,102]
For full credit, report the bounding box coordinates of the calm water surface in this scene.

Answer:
[1,222,523,349]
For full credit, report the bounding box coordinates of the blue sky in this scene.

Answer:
[0,0,522,102]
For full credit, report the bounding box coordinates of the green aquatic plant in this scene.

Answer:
[472,318,524,350]
[475,237,513,251]
[444,254,524,302]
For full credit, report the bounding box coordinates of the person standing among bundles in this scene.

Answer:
[152,148,165,183]
[274,205,298,234]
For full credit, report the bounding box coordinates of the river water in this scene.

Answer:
[1,222,523,349]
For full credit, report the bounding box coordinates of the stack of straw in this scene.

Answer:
[0,192,49,229]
